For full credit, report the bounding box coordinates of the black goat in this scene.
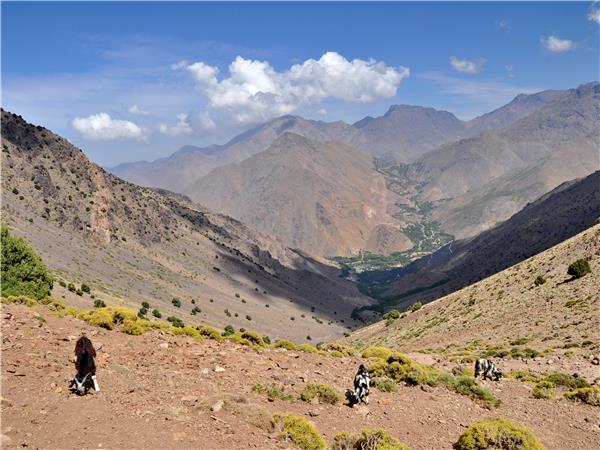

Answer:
[70,336,99,395]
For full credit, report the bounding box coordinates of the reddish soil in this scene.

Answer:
[2,304,599,450]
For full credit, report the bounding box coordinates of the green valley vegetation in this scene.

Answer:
[1,226,53,300]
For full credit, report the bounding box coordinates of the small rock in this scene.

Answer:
[200,368,209,375]
[546,359,554,365]
[159,343,169,350]
[308,410,321,417]
[211,400,224,412]
[63,335,76,342]
[214,366,225,373]
[353,405,370,416]
[591,357,599,366]
[420,385,434,393]
[181,395,198,406]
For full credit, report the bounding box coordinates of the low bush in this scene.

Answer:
[166,316,184,328]
[251,383,293,401]
[1,226,53,300]
[567,259,591,279]
[296,343,318,353]
[300,383,341,405]
[362,346,393,360]
[563,386,600,406]
[241,330,265,346]
[272,413,326,450]
[197,325,223,341]
[141,301,150,309]
[409,301,422,312]
[222,324,235,336]
[320,343,356,357]
[454,418,545,450]
[152,309,162,318]
[274,339,296,350]
[532,381,555,399]
[332,428,410,450]
[81,283,91,294]
[534,275,546,286]
[372,377,397,392]
[544,372,591,389]
[171,297,181,308]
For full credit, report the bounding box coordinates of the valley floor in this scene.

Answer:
[2,304,599,449]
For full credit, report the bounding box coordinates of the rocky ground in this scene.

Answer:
[2,303,599,450]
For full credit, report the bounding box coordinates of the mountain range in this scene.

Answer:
[1,109,372,341]
[111,82,598,261]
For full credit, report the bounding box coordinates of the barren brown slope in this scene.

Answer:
[344,224,600,359]
[410,82,599,204]
[1,109,373,341]
[186,132,412,257]
[3,302,599,450]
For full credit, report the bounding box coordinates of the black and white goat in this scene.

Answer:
[345,364,371,406]
[474,358,503,381]
[70,335,100,395]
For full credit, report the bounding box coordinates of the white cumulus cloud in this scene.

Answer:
[158,112,215,136]
[72,113,144,141]
[128,104,149,116]
[540,35,576,53]
[588,1,600,24]
[449,56,486,74]
[178,52,409,124]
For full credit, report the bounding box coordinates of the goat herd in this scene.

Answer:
[70,336,504,403]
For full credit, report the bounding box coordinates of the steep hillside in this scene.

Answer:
[3,301,599,450]
[110,115,352,191]
[357,171,600,309]
[411,82,599,205]
[186,133,412,257]
[344,224,600,359]
[1,109,373,341]
[466,89,563,133]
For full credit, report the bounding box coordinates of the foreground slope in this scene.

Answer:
[345,224,600,357]
[2,302,599,450]
[1,109,372,341]
[187,133,411,257]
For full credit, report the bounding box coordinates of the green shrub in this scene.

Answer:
[544,373,590,389]
[296,343,318,353]
[167,316,184,327]
[222,324,235,336]
[241,330,264,346]
[567,259,591,279]
[300,383,341,404]
[321,343,356,357]
[382,309,401,321]
[409,301,422,312]
[564,386,600,406]
[67,283,76,292]
[171,298,181,308]
[1,226,53,300]
[534,275,546,286]
[152,309,162,318]
[274,339,296,350]
[138,307,148,316]
[332,428,410,450]
[506,370,544,384]
[141,301,150,309]
[94,299,106,308]
[372,377,397,392]
[251,383,293,401]
[532,381,555,399]
[362,346,393,360]
[80,283,91,294]
[58,280,67,288]
[454,418,545,450]
[197,325,223,341]
[76,289,83,296]
[450,376,501,408]
[272,414,326,450]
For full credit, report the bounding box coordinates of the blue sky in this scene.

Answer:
[2,1,598,166]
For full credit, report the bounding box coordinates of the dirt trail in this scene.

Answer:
[2,304,599,450]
